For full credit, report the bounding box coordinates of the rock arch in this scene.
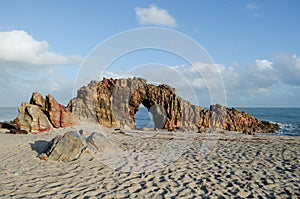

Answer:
[69,77,278,133]
[128,84,182,130]
[15,77,279,133]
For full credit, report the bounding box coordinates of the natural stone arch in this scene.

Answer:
[14,77,279,134]
[67,77,279,134]
[128,84,182,130]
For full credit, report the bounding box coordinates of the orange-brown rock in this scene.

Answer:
[15,77,279,134]
[30,92,45,109]
[223,106,278,133]
[46,94,76,128]
[15,102,52,133]
[15,93,76,133]
[69,78,279,133]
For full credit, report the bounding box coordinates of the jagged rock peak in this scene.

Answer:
[15,92,76,134]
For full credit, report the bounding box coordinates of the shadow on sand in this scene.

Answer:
[29,140,49,155]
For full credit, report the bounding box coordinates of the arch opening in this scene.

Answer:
[134,104,154,129]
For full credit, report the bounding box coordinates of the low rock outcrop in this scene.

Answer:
[40,131,86,162]
[40,130,114,162]
[15,92,76,134]
[212,104,278,134]
[86,132,115,153]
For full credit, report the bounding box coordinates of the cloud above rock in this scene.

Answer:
[135,5,177,27]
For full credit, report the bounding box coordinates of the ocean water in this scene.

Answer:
[1,107,299,136]
[0,107,18,123]
[134,106,155,129]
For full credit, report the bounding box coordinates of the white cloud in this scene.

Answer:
[0,30,82,66]
[67,54,300,107]
[255,59,273,71]
[135,5,177,28]
[273,53,300,86]
[0,30,83,107]
[99,60,278,94]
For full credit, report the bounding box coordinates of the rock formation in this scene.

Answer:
[69,78,279,134]
[40,130,114,162]
[15,77,279,134]
[46,94,76,128]
[15,92,76,134]
[86,132,115,153]
[212,104,278,134]
[15,102,52,133]
[41,131,86,162]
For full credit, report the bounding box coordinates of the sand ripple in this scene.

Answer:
[0,129,299,198]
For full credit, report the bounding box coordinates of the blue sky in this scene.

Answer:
[0,0,300,107]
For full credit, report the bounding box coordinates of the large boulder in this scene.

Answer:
[15,103,52,133]
[40,130,114,162]
[41,131,86,162]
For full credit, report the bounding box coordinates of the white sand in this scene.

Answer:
[0,127,299,198]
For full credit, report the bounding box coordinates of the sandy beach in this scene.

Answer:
[0,126,299,199]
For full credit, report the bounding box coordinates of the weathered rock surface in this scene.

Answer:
[69,78,202,131]
[30,92,45,109]
[15,93,76,133]
[15,77,279,134]
[41,131,86,162]
[40,130,114,162]
[15,103,52,133]
[211,104,279,134]
[46,94,76,128]
[69,78,279,134]
[86,132,115,152]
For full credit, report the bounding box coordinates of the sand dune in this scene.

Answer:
[0,127,299,198]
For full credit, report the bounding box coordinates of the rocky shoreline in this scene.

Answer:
[2,77,279,135]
